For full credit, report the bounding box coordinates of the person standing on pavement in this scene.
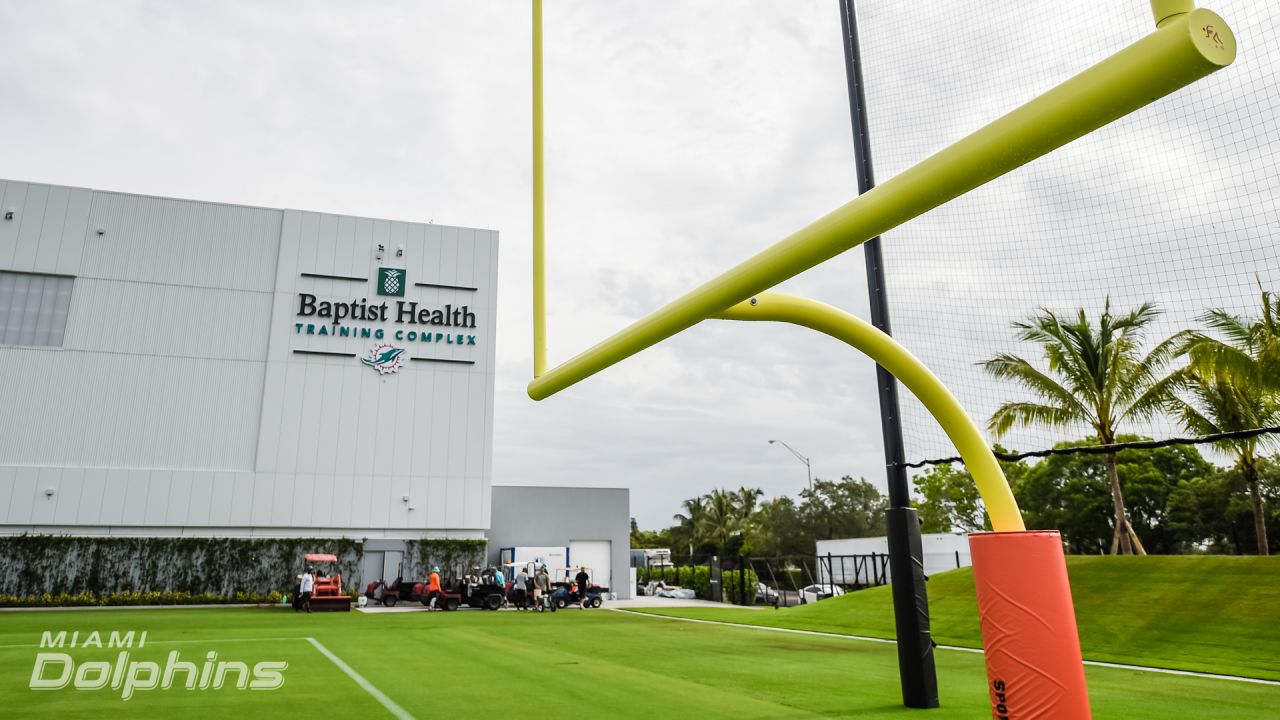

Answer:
[426,566,442,610]
[574,567,591,608]
[512,565,530,610]
[533,564,551,610]
[298,567,314,613]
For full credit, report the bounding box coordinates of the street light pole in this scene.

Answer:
[768,439,813,492]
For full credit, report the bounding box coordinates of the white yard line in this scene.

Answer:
[611,608,1280,687]
[306,637,415,720]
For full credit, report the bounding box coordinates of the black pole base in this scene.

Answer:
[886,507,940,709]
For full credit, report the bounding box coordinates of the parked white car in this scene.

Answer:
[755,582,779,605]
[799,584,845,604]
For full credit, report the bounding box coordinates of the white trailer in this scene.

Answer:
[816,533,972,586]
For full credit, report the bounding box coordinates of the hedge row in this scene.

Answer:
[637,565,759,604]
[0,535,488,601]
[0,589,287,608]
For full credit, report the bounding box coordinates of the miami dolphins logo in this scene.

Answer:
[361,342,406,375]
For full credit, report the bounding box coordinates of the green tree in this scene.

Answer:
[799,476,887,541]
[1012,437,1214,554]
[913,464,987,533]
[629,518,671,550]
[745,497,808,557]
[984,301,1178,554]
[912,446,1026,533]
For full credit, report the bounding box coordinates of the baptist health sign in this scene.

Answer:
[294,266,480,375]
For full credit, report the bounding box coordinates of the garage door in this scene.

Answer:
[569,540,612,592]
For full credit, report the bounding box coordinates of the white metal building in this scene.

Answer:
[0,179,497,539]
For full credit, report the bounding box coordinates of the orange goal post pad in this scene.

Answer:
[969,531,1091,720]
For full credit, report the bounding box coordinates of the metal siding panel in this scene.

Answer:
[275,211,303,298]
[28,467,59,526]
[447,370,469,477]
[272,364,307,474]
[250,469,275,527]
[144,470,171,526]
[0,182,27,267]
[120,470,149,526]
[428,372,452,478]
[63,280,270,361]
[54,188,91,275]
[310,472,333,528]
[315,214,338,277]
[293,362,325,476]
[80,192,281,291]
[97,469,129,526]
[348,476,372,529]
[347,216,369,278]
[6,467,37,524]
[312,362,341,478]
[32,185,69,272]
[0,349,261,470]
[230,472,254,526]
[372,377,398,478]
[185,472,213,526]
[207,472,234,526]
[439,226,459,287]
[75,469,105,525]
[283,473,309,526]
[166,470,194,526]
[51,468,82,525]
[12,184,51,271]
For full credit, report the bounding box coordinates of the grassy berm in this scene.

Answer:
[637,555,1280,680]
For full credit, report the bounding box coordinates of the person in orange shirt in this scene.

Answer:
[426,566,442,610]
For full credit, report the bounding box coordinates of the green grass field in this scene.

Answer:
[1,598,1276,719]
[637,556,1280,681]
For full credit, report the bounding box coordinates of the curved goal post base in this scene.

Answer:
[718,292,1090,718]
[715,291,1023,532]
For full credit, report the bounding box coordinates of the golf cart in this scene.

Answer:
[416,570,504,611]
[363,560,426,607]
[364,576,424,607]
[294,553,351,612]
[551,566,605,609]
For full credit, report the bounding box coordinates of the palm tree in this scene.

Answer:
[1173,286,1280,555]
[1180,284,1280,394]
[672,496,708,557]
[703,489,742,552]
[1163,367,1277,554]
[984,300,1179,555]
[733,487,763,524]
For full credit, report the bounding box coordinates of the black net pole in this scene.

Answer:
[837,0,939,709]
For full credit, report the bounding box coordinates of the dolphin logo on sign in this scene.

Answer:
[361,343,406,375]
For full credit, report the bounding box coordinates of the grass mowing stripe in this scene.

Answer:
[306,637,414,720]
[616,609,1280,687]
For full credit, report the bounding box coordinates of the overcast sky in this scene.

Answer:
[2,1,1274,528]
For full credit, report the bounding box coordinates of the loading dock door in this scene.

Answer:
[383,551,403,581]
[569,540,612,592]
[361,551,385,588]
